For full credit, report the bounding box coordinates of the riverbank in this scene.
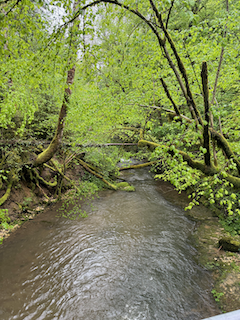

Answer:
[0,181,50,242]
[155,180,240,313]
[1,168,240,313]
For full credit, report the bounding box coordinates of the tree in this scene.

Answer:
[0,0,240,233]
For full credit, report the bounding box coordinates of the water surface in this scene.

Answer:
[0,168,220,319]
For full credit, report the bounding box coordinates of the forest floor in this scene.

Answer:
[1,166,240,313]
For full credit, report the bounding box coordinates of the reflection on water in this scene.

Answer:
[0,168,220,320]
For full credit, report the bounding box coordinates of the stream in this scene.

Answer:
[0,168,220,320]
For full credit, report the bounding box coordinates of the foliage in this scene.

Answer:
[211,289,224,303]
[150,119,240,234]
[59,180,99,219]
[84,147,120,177]
[0,208,12,230]
[0,0,240,235]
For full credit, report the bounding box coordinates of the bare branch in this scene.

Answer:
[166,0,175,29]
[201,61,211,166]
[2,0,22,16]
[160,77,181,116]
[211,0,229,104]
[149,0,203,125]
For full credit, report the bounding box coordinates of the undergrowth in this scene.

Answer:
[151,122,240,235]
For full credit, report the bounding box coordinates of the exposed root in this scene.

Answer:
[33,168,57,187]
[36,182,50,200]
[0,180,13,206]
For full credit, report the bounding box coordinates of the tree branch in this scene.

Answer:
[2,0,22,16]
[201,61,211,166]
[149,0,203,125]
[160,78,181,116]
[138,139,240,188]
[166,0,175,29]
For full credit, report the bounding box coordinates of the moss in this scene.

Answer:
[210,128,240,175]
[0,180,13,206]
[122,185,135,192]
[116,182,129,188]
[78,159,117,190]
[138,140,160,151]
[138,139,240,188]
[119,161,157,171]
[33,169,57,187]
[219,237,240,252]
[116,182,135,192]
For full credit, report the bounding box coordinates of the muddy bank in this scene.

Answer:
[0,159,86,241]
[0,181,50,241]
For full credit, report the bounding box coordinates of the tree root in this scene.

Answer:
[48,160,79,197]
[33,169,57,187]
[36,182,50,200]
[0,180,13,206]
[49,160,73,184]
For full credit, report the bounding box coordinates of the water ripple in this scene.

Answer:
[0,168,219,320]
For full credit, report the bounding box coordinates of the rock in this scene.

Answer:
[122,185,135,192]
[116,182,129,188]
[219,237,240,252]
[34,206,44,213]
[116,182,135,192]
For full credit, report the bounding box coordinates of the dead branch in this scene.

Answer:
[201,61,211,166]
[160,78,181,116]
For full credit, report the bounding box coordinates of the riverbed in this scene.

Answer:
[0,168,220,319]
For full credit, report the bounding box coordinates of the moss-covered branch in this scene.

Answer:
[78,159,117,190]
[32,101,68,167]
[0,180,13,206]
[139,106,240,175]
[119,161,157,171]
[138,140,161,151]
[210,129,240,175]
[138,139,240,188]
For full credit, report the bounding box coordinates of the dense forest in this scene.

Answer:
[1,0,240,236]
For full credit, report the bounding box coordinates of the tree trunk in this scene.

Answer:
[33,68,75,167]
[32,1,79,167]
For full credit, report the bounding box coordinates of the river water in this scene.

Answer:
[0,168,220,320]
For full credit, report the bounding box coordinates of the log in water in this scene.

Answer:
[0,168,220,320]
